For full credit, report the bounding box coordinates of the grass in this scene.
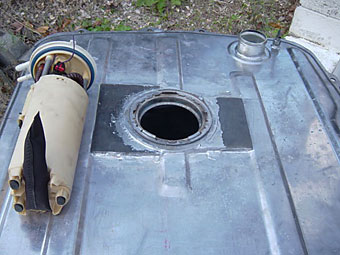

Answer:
[79,18,132,32]
[136,0,182,15]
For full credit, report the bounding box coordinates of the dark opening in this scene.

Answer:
[14,204,24,213]
[140,105,199,140]
[57,196,66,206]
[9,180,20,190]
[241,32,266,43]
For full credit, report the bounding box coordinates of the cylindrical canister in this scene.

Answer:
[8,75,88,215]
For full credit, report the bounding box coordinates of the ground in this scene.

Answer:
[0,0,298,123]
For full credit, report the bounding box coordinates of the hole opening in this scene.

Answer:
[14,204,24,213]
[140,104,200,140]
[56,196,66,206]
[240,30,266,44]
[9,180,20,190]
[129,90,212,147]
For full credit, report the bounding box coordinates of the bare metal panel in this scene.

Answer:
[1,31,340,254]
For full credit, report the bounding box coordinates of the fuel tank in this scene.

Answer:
[0,30,340,254]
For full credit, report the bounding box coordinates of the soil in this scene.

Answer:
[0,0,299,123]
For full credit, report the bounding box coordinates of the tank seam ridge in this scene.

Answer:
[251,75,309,255]
[176,40,184,90]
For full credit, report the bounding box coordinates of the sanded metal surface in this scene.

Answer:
[91,84,159,153]
[1,31,340,255]
[217,97,253,149]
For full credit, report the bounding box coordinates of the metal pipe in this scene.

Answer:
[41,55,54,76]
[236,30,267,60]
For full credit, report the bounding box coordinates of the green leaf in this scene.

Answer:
[137,0,181,15]
[139,0,158,7]
[230,14,238,21]
[157,0,166,14]
[136,0,144,7]
[81,20,91,28]
[171,0,181,6]
[115,23,132,31]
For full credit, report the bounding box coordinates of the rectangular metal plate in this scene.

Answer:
[91,84,158,153]
[217,97,253,149]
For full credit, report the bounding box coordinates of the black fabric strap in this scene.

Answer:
[23,112,51,211]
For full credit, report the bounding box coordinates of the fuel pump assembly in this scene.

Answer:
[8,40,96,215]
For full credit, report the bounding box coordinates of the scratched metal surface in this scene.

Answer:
[1,31,340,255]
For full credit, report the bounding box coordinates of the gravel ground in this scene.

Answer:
[0,0,298,122]
[0,0,298,44]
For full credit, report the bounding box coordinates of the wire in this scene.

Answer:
[62,34,76,64]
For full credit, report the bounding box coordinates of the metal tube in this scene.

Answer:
[236,30,267,59]
[41,55,53,76]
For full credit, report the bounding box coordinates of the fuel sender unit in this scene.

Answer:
[8,39,96,215]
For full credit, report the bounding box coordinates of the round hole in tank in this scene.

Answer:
[129,89,213,147]
[140,104,200,140]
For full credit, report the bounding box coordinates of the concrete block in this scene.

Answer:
[300,0,340,20]
[285,36,340,73]
[289,6,340,52]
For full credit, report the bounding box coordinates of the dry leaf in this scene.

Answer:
[25,21,34,29]
[36,26,49,34]
[269,22,282,29]
[1,87,8,93]
[11,22,24,32]
[58,18,71,32]
[11,21,22,29]
[93,20,102,27]
[62,19,71,29]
